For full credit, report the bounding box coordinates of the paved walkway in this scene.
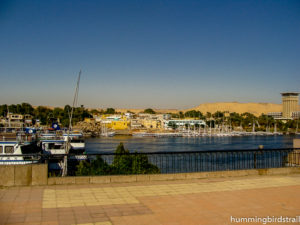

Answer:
[1,174,300,225]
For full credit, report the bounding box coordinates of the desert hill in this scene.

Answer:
[34,102,298,117]
[188,102,283,116]
[116,102,285,116]
[115,108,179,114]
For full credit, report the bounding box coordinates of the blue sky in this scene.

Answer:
[0,0,299,109]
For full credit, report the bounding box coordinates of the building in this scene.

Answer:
[292,111,300,119]
[0,113,24,128]
[142,119,161,129]
[164,119,206,129]
[281,92,299,119]
[111,120,130,130]
[267,112,282,119]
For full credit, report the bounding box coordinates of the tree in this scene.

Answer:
[75,142,160,176]
[144,108,156,114]
[21,103,34,115]
[168,121,178,130]
[0,104,8,116]
[229,112,242,127]
[34,106,52,125]
[76,156,111,176]
[184,110,204,119]
[105,108,115,114]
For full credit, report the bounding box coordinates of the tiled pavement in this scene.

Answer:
[1,174,300,225]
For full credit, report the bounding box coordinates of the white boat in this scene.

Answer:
[40,138,66,155]
[63,131,85,150]
[0,134,40,165]
[40,138,87,171]
[39,130,85,151]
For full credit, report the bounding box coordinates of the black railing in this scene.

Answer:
[1,148,300,175]
[74,148,300,174]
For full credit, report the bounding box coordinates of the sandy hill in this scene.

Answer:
[115,108,179,114]
[115,102,285,116]
[188,102,283,116]
[34,102,299,117]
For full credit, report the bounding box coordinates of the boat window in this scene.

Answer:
[5,146,14,154]
[0,146,2,153]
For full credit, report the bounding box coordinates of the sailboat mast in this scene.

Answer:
[63,70,81,177]
[69,70,81,131]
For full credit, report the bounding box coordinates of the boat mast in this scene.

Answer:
[69,70,81,132]
[62,70,81,177]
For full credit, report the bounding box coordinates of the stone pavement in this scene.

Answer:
[1,174,300,225]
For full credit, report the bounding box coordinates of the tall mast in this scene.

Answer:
[69,70,81,131]
[62,70,81,177]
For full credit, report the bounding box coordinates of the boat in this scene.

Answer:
[39,135,86,172]
[0,133,41,165]
[100,124,116,137]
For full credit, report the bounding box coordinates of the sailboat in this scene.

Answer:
[38,71,86,175]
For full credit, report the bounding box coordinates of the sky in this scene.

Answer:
[0,0,299,109]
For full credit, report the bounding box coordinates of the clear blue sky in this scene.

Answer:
[0,0,299,109]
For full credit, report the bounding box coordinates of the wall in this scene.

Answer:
[1,165,300,187]
[0,164,48,187]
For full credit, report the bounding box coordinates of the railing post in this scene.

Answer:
[254,152,257,169]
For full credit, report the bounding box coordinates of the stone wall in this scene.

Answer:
[1,166,299,187]
[46,167,300,185]
[0,164,48,187]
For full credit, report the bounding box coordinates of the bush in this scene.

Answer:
[76,143,160,176]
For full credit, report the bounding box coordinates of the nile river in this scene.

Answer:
[85,134,300,153]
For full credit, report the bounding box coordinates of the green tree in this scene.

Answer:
[21,103,34,115]
[75,142,160,176]
[144,108,156,114]
[34,106,52,125]
[184,110,204,119]
[0,104,8,116]
[229,112,242,127]
[105,108,115,114]
[76,156,111,176]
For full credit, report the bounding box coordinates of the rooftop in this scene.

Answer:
[281,92,299,96]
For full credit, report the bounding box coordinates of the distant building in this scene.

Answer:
[130,119,143,129]
[292,111,300,119]
[267,112,282,119]
[0,113,24,128]
[111,120,130,130]
[281,92,299,119]
[164,119,206,129]
[142,119,161,129]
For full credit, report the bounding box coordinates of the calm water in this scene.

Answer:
[85,134,300,153]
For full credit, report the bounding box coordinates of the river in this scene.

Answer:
[85,134,300,153]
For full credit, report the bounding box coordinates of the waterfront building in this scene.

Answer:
[281,92,299,119]
[111,120,130,130]
[267,112,283,119]
[142,119,161,129]
[130,119,143,129]
[163,119,206,129]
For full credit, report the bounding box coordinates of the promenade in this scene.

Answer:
[1,174,300,225]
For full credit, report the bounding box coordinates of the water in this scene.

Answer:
[85,134,300,153]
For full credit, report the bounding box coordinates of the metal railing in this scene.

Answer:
[1,148,300,175]
[75,148,300,174]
